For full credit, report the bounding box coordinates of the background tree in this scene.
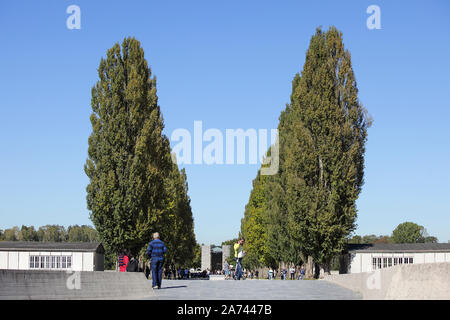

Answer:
[37,225,67,242]
[240,170,271,270]
[424,236,438,243]
[159,163,197,270]
[221,238,239,246]
[85,37,174,257]
[191,243,202,269]
[19,225,38,241]
[391,222,426,243]
[3,227,19,241]
[373,235,391,244]
[67,225,99,242]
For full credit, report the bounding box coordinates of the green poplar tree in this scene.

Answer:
[284,26,371,274]
[85,37,173,256]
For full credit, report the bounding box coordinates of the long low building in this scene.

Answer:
[340,243,450,274]
[0,242,104,271]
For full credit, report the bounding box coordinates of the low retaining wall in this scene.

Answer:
[0,270,155,300]
[324,262,450,299]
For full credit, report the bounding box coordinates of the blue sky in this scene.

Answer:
[0,1,449,244]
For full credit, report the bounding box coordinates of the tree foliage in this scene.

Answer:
[84,37,196,267]
[240,26,371,275]
[0,225,98,242]
[391,222,426,243]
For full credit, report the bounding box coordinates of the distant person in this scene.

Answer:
[234,238,246,280]
[126,253,139,272]
[118,250,129,272]
[146,232,167,289]
[224,261,230,280]
[268,268,273,280]
[300,266,306,280]
[145,263,150,279]
[281,268,287,280]
[255,270,259,279]
[290,266,296,280]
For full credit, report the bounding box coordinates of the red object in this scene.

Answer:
[120,255,129,272]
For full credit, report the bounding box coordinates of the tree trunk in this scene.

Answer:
[305,256,314,278]
[314,262,320,279]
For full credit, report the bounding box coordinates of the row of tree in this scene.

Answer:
[348,222,438,244]
[240,26,372,277]
[0,225,98,242]
[84,37,197,270]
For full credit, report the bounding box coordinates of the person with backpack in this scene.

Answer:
[146,232,167,289]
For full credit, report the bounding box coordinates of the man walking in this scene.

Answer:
[146,232,167,289]
[233,238,245,280]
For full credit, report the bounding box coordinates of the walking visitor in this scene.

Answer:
[146,232,167,289]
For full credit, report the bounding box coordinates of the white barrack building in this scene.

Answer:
[340,243,450,274]
[0,242,104,271]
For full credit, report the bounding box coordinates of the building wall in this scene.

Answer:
[0,252,7,269]
[349,251,450,274]
[0,251,98,271]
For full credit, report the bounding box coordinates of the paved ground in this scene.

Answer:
[149,279,362,300]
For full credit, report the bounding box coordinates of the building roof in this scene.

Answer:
[0,241,104,253]
[346,243,450,253]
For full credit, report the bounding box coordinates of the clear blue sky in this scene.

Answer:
[0,1,449,244]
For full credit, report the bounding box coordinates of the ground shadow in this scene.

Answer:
[159,285,187,290]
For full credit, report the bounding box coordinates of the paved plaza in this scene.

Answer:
[149,279,362,300]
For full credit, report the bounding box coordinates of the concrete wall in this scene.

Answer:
[325,262,450,299]
[0,270,154,300]
[201,245,211,271]
[222,245,231,266]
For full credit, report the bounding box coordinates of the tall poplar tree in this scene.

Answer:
[284,27,371,273]
[85,37,173,256]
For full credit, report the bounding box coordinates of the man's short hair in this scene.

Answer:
[153,232,160,239]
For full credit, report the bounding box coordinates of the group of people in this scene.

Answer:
[222,237,308,280]
[117,250,139,272]
[267,266,306,280]
[222,238,247,280]
[120,234,309,290]
[118,232,168,289]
